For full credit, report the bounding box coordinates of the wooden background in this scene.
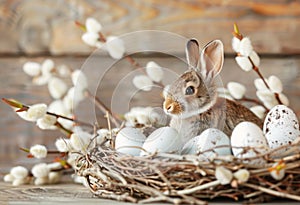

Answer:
[0,0,299,203]
[0,0,299,55]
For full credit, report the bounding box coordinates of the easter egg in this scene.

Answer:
[263,105,300,157]
[181,128,231,159]
[115,127,146,156]
[141,127,182,155]
[231,122,269,165]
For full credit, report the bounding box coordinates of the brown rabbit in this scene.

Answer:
[163,39,262,140]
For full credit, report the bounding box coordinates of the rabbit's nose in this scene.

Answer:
[167,104,174,112]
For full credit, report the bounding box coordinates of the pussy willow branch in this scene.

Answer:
[100,33,164,88]
[75,21,164,88]
[2,98,93,129]
[19,147,67,155]
[233,23,283,105]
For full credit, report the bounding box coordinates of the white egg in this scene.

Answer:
[115,127,146,156]
[263,105,300,157]
[181,128,231,159]
[231,122,269,165]
[141,127,182,155]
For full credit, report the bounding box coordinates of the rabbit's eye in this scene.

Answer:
[185,86,195,95]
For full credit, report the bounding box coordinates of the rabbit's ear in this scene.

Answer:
[199,40,224,81]
[186,39,200,71]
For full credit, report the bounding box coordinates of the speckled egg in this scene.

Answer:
[181,128,231,159]
[141,127,183,156]
[263,105,300,157]
[115,127,146,156]
[231,122,269,165]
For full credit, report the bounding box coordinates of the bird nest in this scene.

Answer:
[75,137,300,205]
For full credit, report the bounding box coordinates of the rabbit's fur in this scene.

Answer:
[163,39,262,140]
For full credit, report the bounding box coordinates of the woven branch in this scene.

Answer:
[75,141,300,204]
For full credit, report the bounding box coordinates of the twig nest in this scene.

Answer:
[231,122,269,165]
[181,128,231,158]
[141,127,182,155]
[263,105,300,157]
[115,127,146,156]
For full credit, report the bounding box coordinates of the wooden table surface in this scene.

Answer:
[0,55,299,204]
[1,181,300,205]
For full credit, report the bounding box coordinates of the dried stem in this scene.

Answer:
[238,96,269,111]
[176,180,220,195]
[243,183,300,201]
[84,90,121,127]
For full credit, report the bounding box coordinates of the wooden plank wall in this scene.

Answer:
[0,0,299,55]
[0,0,299,172]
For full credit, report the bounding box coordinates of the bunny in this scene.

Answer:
[163,39,262,140]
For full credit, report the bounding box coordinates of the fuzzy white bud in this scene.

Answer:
[55,138,71,152]
[3,174,15,182]
[67,153,80,168]
[10,166,28,179]
[68,86,85,102]
[215,166,233,185]
[249,51,260,67]
[256,90,276,103]
[31,163,50,178]
[270,162,285,181]
[264,100,278,110]
[268,75,283,93]
[48,100,69,116]
[82,32,99,47]
[57,64,71,77]
[16,110,34,122]
[63,95,76,111]
[96,129,110,144]
[231,37,241,53]
[71,70,88,92]
[85,17,102,33]
[63,86,85,111]
[48,77,68,99]
[57,117,74,130]
[254,78,268,91]
[233,169,250,183]
[12,178,29,186]
[30,144,47,159]
[26,103,47,121]
[106,36,125,59]
[23,62,41,77]
[34,177,48,185]
[41,59,55,76]
[70,132,91,151]
[32,74,51,86]
[73,175,86,184]
[95,41,105,49]
[217,87,234,100]
[133,75,153,91]
[239,37,253,56]
[250,105,266,119]
[146,61,164,83]
[227,82,246,100]
[235,56,252,72]
[47,162,62,170]
[49,172,61,184]
[36,114,57,130]
[279,93,289,106]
